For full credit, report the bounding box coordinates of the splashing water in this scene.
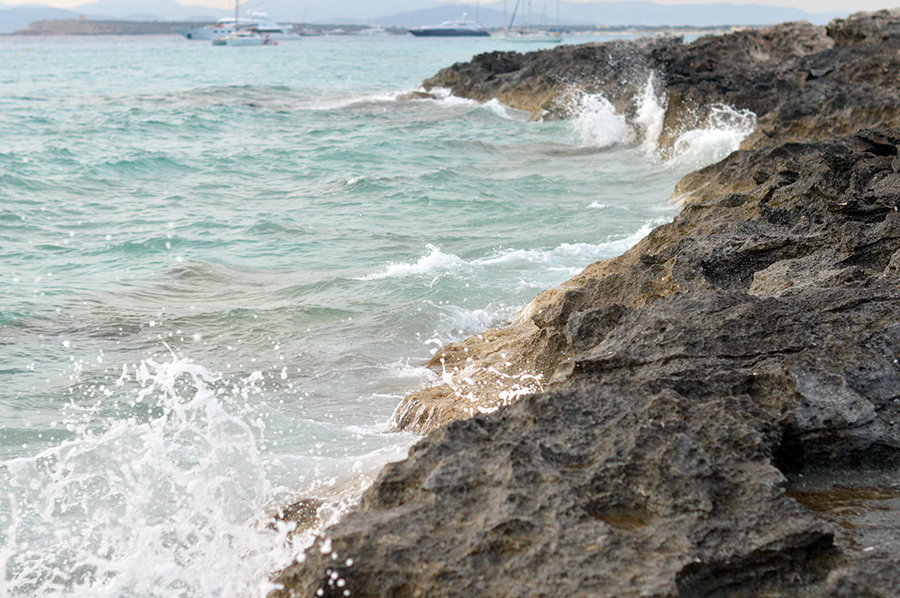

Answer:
[635,74,668,156]
[566,74,669,153]
[671,104,758,170]
[565,74,754,169]
[569,92,633,148]
[0,358,301,598]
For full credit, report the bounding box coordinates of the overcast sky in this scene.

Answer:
[3,0,898,15]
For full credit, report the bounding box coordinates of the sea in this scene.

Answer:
[0,32,756,597]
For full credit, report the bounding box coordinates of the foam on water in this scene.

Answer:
[358,227,673,286]
[482,99,530,122]
[360,244,469,283]
[364,217,675,285]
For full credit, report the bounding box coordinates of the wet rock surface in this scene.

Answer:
[271,12,900,598]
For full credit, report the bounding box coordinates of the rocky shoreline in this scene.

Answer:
[273,9,900,597]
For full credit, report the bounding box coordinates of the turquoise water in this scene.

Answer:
[0,33,753,597]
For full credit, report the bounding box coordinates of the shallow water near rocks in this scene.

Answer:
[0,33,753,597]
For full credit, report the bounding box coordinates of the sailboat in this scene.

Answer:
[504,0,563,43]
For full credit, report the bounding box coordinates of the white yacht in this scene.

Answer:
[177,11,301,41]
[408,13,491,37]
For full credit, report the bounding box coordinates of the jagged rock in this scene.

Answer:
[827,8,900,45]
[826,557,900,597]
[421,13,900,153]
[394,129,900,435]
[271,124,900,598]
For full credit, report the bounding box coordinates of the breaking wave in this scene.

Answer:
[565,74,756,163]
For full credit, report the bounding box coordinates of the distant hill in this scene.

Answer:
[2,6,78,32]
[0,0,223,33]
[367,1,846,28]
[0,0,849,35]
[63,0,225,21]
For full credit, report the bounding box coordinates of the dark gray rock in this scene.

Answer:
[827,8,900,46]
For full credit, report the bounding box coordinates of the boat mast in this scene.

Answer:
[508,0,520,30]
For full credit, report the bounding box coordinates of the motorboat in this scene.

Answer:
[408,13,491,37]
[177,11,301,40]
[208,0,276,46]
[211,29,273,46]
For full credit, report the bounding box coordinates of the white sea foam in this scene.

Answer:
[293,92,403,112]
[597,220,658,254]
[408,86,480,108]
[429,304,511,347]
[290,86,485,113]
[483,98,530,121]
[385,360,439,381]
[363,218,673,292]
[359,244,469,282]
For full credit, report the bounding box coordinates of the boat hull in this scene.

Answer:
[175,26,217,40]
[225,37,266,46]
[505,32,563,43]
[409,29,490,37]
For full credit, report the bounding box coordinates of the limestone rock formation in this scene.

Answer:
[271,11,900,598]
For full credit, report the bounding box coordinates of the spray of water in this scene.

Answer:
[568,92,633,148]
[635,74,667,156]
[565,74,755,164]
[0,358,302,598]
[670,104,757,170]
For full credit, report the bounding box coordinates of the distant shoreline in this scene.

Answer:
[7,18,741,37]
